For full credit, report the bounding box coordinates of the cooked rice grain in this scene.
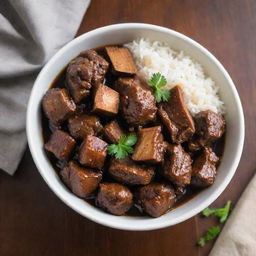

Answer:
[125,39,225,115]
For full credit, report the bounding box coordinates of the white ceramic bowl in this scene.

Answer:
[26,23,244,231]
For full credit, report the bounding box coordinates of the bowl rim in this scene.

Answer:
[26,23,245,231]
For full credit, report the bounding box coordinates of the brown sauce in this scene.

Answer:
[41,47,225,217]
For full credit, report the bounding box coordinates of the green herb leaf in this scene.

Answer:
[201,207,217,217]
[107,144,119,155]
[197,226,221,247]
[154,88,170,103]
[197,237,206,247]
[122,134,137,146]
[107,134,138,159]
[148,73,170,103]
[115,146,129,159]
[202,200,232,223]
[149,72,167,88]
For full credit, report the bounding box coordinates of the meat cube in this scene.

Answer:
[66,57,93,103]
[66,50,109,103]
[60,165,71,187]
[160,144,192,187]
[45,130,76,161]
[103,120,125,143]
[92,83,119,116]
[96,183,133,215]
[194,110,225,146]
[160,86,195,143]
[191,147,219,187]
[132,126,164,163]
[165,86,195,130]
[68,114,102,140]
[109,158,154,185]
[116,77,157,126]
[136,183,175,217]
[158,105,179,142]
[105,46,137,75]
[42,88,76,125]
[60,161,102,198]
[79,135,107,169]
[80,50,109,84]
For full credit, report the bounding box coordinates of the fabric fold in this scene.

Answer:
[210,174,256,256]
[0,0,90,175]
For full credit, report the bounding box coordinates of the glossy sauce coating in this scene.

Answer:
[42,46,225,217]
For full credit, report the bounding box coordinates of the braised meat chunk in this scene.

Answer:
[92,83,119,116]
[160,86,195,143]
[109,158,154,185]
[42,88,76,125]
[132,126,164,163]
[45,130,76,161]
[116,77,157,126]
[165,86,195,130]
[42,43,227,218]
[96,183,133,215]
[66,50,109,103]
[191,147,219,187]
[158,105,179,142]
[79,135,108,169]
[103,120,125,144]
[105,46,137,75]
[66,57,93,103]
[60,161,102,198]
[68,114,102,140]
[80,50,109,84]
[136,183,175,217]
[194,110,225,146]
[160,144,192,187]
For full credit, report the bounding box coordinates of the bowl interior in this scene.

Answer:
[27,23,244,230]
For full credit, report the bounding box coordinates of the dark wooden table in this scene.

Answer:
[1,0,255,255]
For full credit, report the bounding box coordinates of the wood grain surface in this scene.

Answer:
[1,0,255,255]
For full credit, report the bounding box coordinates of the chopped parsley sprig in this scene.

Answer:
[197,200,232,247]
[197,226,221,247]
[148,72,170,103]
[202,200,232,223]
[107,134,137,159]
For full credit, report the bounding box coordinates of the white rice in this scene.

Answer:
[125,39,225,115]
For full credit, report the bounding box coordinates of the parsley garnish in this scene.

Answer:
[202,200,232,223]
[148,72,170,103]
[107,134,137,159]
[197,226,221,247]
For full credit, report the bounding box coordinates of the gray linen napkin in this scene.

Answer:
[0,0,90,175]
[210,174,256,256]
